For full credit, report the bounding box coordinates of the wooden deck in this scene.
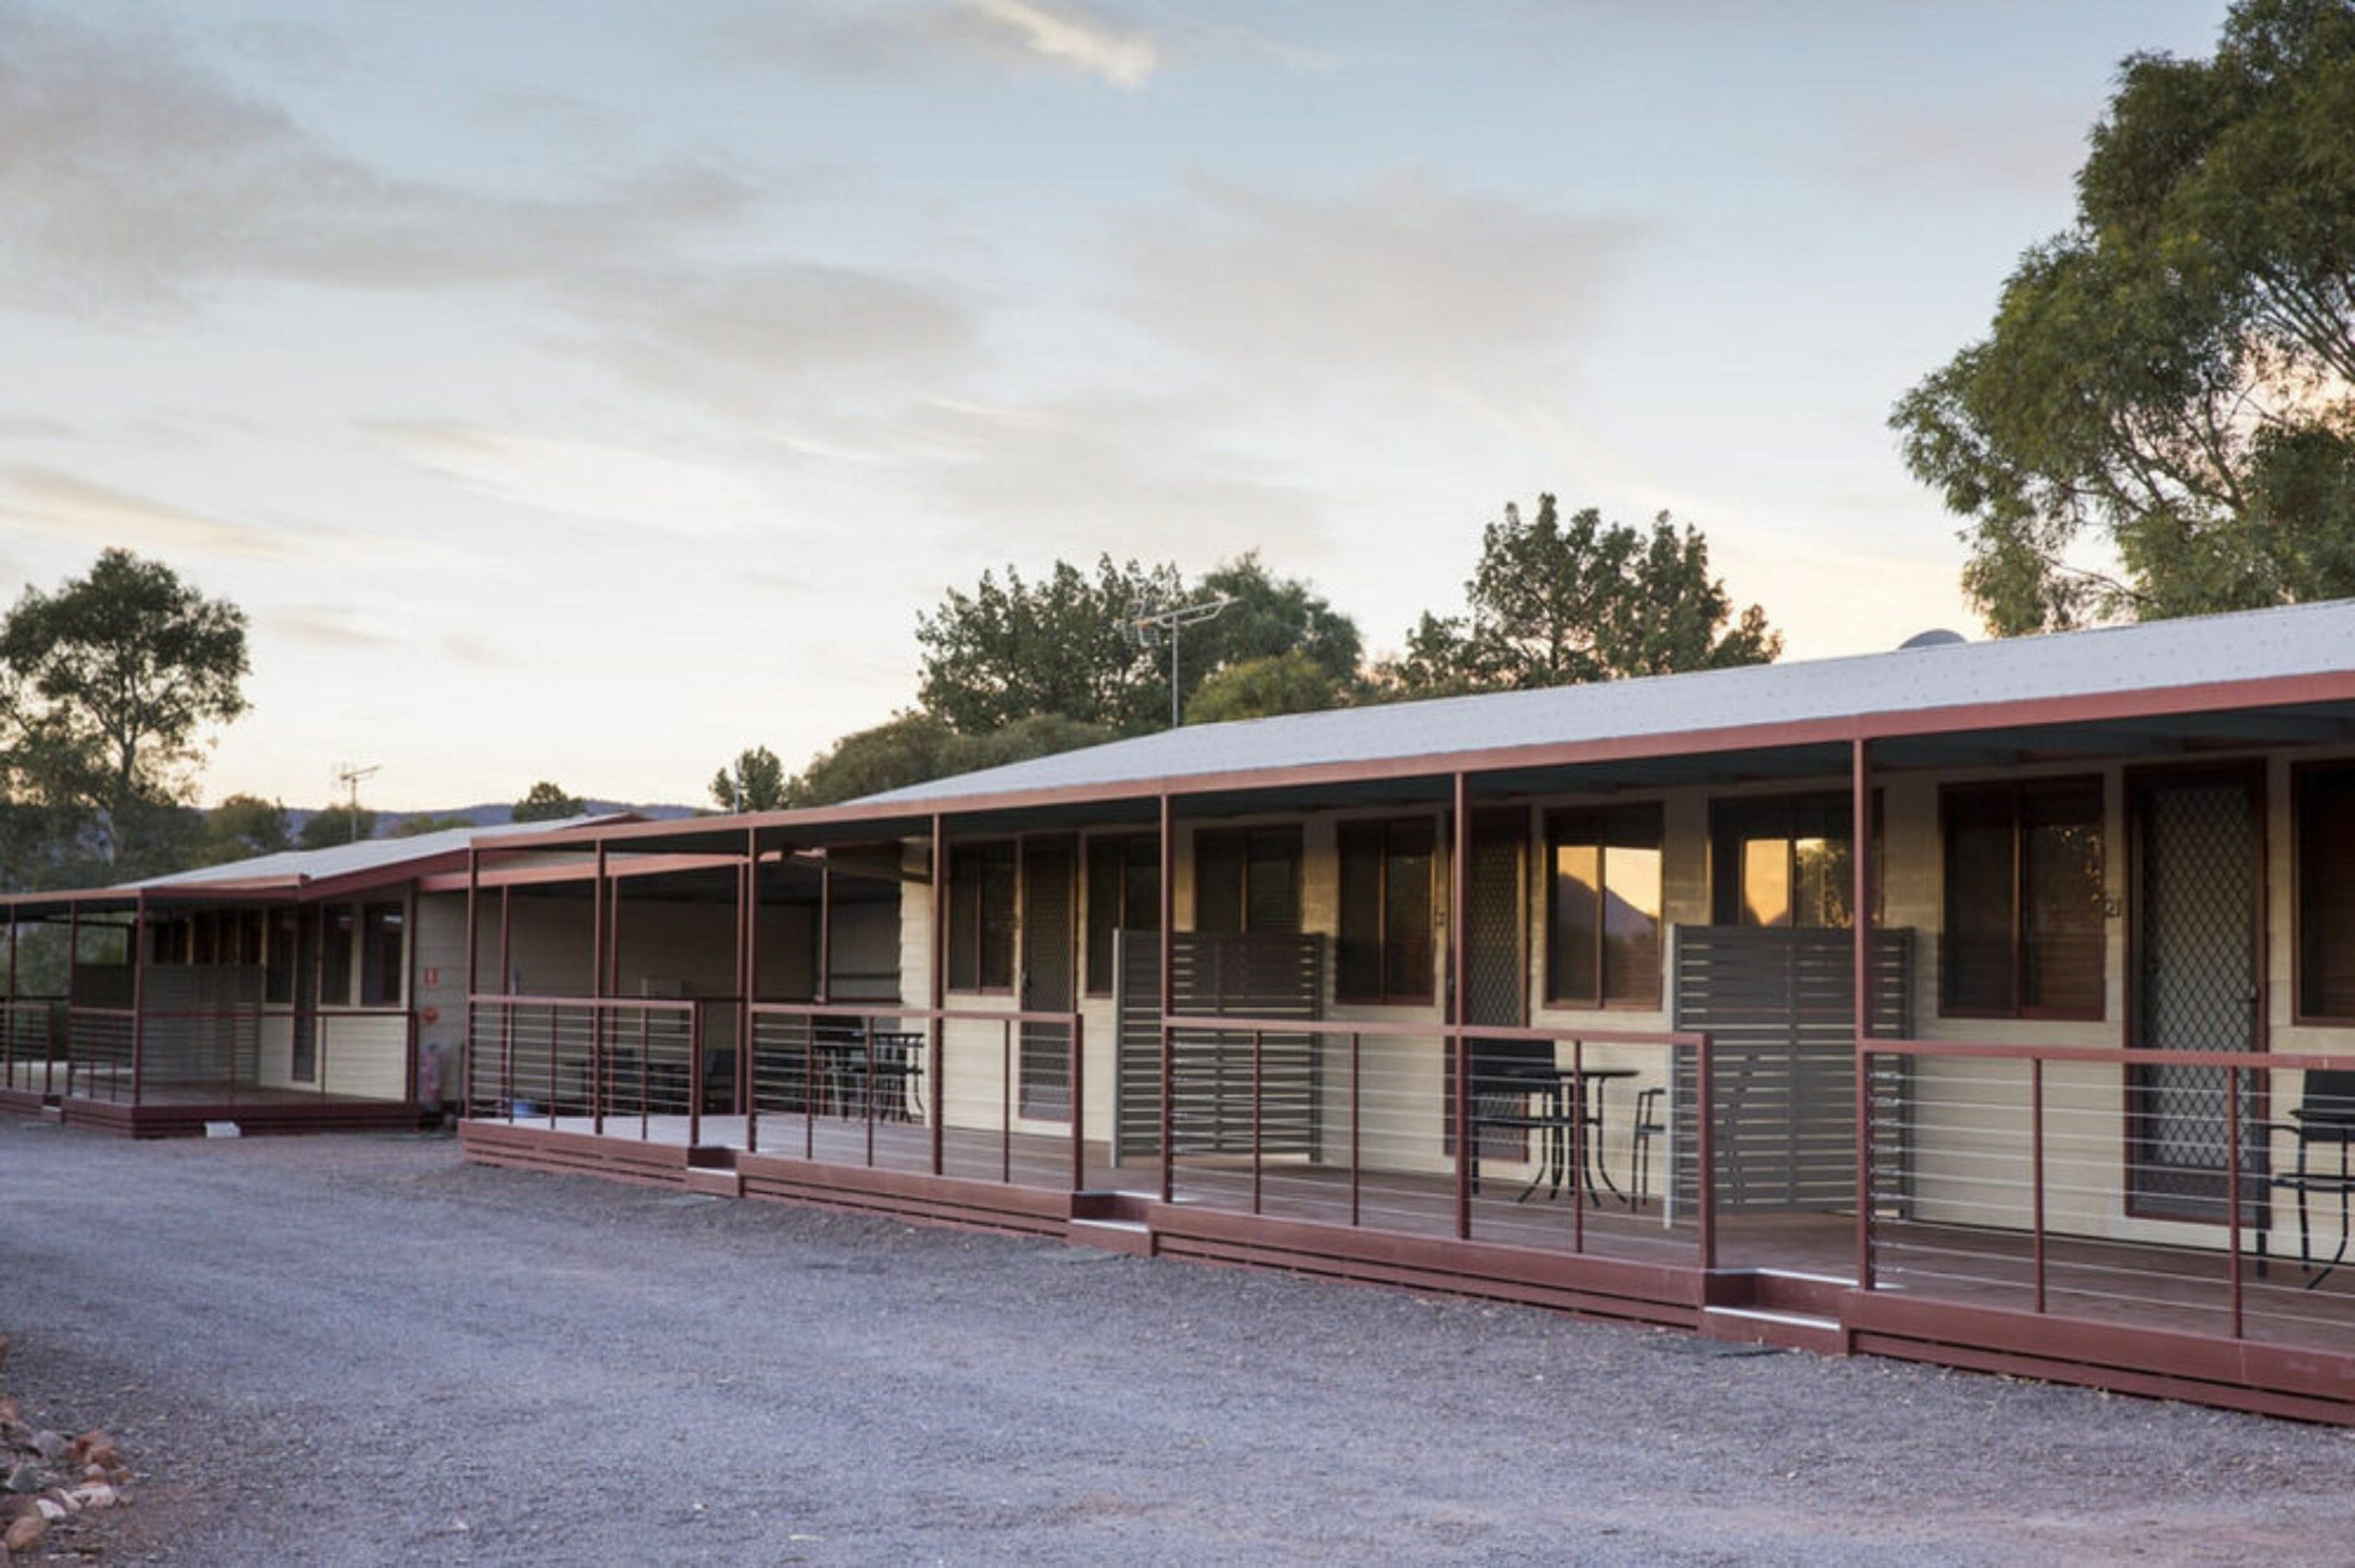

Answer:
[1,1081,429,1139]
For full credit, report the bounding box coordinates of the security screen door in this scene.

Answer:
[2129,770,2262,1221]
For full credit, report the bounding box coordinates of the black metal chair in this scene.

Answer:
[1629,1086,1666,1207]
[2259,1069,2355,1288]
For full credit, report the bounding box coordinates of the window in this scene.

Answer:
[1194,827,1303,935]
[2298,764,2355,1021]
[1085,835,1159,995]
[947,841,1017,991]
[317,903,356,1007]
[1546,805,1664,1008]
[1710,794,1878,930]
[265,910,297,1004]
[1940,778,2104,1018]
[361,902,406,1007]
[1337,818,1436,1004]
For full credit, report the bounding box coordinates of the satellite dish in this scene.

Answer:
[1898,628,1967,650]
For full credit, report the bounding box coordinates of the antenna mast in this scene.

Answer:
[1128,596,1235,729]
[333,762,382,844]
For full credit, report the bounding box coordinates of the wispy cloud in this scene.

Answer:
[364,422,775,536]
[873,395,1328,564]
[963,0,1158,86]
[0,10,752,313]
[0,466,295,558]
[260,606,397,648]
[1115,172,1644,393]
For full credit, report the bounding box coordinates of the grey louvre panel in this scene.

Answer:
[1112,930,1324,1162]
[2131,779,2263,1220]
[1671,925,1913,1216]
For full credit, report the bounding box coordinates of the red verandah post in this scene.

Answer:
[130,892,147,1110]
[1158,794,1176,1206]
[1852,735,1876,1292]
[928,816,946,1177]
[1068,1013,1086,1194]
[2032,1054,2047,1313]
[1452,772,1472,1242]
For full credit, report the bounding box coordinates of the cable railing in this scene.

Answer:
[0,997,64,1097]
[1155,1015,1712,1267]
[28,1004,415,1107]
[1863,1037,2355,1356]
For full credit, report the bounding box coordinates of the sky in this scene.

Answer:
[0,0,2235,810]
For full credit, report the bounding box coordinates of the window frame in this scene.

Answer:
[1192,825,1304,936]
[1544,803,1666,1011]
[360,900,407,1009]
[946,841,1017,994]
[1336,815,1438,1007]
[316,903,357,1008]
[1936,776,2106,1022]
[2295,761,2355,1026]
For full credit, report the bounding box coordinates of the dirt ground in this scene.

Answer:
[6,1118,2355,1565]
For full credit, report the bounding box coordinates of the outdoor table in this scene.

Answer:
[1468,1065,1639,1207]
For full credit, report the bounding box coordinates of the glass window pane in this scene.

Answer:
[979,844,1017,990]
[1195,834,1243,935]
[318,904,355,1007]
[1384,830,1433,1001]
[1549,839,1600,1003]
[1336,822,1384,1001]
[1601,843,1661,1004]
[2302,768,2355,1018]
[1740,838,1789,928]
[1944,788,2017,1013]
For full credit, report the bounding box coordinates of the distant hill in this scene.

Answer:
[283,800,702,840]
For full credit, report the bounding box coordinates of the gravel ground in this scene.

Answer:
[6,1119,2355,1565]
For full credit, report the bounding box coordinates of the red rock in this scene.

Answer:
[69,1432,120,1471]
[4,1509,45,1553]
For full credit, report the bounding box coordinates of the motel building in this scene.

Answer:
[12,601,2355,1424]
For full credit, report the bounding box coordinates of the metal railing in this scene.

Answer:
[1156,1015,1712,1266]
[31,1004,415,1107]
[1862,1037,2355,1356]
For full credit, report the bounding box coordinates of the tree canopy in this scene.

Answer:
[914,553,1361,735]
[199,794,292,865]
[1,549,248,871]
[710,746,789,813]
[511,781,583,823]
[1893,0,2355,633]
[777,710,1119,808]
[300,804,377,849]
[1186,651,1346,725]
[390,812,477,838]
[1382,497,1780,696]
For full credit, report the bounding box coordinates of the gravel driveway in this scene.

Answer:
[6,1117,2355,1565]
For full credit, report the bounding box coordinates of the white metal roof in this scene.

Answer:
[132,813,634,891]
[859,598,2355,807]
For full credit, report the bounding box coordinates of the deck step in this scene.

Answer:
[683,1167,742,1198]
[1068,1218,1155,1256]
[1701,1305,1847,1356]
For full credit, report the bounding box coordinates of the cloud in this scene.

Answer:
[260,606,396,648]
[0,10,752,313]
[961,0,1158,86]
[0,466,295,558]
[718,0,1160,87]
[871,395,1329,564]
[1115,172,1644,393]
[562,260,977,408]
[364,422,776,536]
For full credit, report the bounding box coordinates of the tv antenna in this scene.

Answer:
[332,762,381,843]
[1128,596,1234,729]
